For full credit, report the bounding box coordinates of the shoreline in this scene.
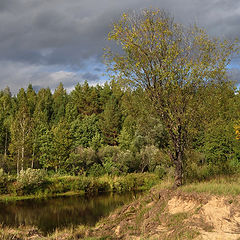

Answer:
[0,172,160,202]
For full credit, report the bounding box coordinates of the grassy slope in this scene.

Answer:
[180,176,240,196]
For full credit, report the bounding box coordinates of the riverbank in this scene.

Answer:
[1,177,240,239]
[0,172,160,202]
[0,190,85,202]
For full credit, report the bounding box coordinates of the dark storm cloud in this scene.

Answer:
[0,0,112,66]
[82,72,100,82]
[1,0,239,66]
[0,0,240,91]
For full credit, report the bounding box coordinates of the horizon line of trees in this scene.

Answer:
[0,79,240,181]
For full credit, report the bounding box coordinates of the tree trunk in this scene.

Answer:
[174,152,183,187]
[21,146,24,171]
[32,144,35,169]
[169,123,185,187]
[17,149,20,176]
[170,148,184,187]
[4,130,7,159]
[3,130,8,170]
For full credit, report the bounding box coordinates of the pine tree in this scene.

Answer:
[26,84,37,116]
[52,83,67,123]
[99,96,122,145]
[36,88,53,124]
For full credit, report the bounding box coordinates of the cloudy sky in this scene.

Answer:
[0,0,240,93]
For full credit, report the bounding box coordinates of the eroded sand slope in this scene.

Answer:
[91,188,240,240]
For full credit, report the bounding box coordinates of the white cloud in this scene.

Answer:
[0,61,103,94]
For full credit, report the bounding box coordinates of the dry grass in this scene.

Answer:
[181,175,240,196]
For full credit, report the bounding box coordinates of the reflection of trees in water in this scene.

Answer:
[0,192,140,234]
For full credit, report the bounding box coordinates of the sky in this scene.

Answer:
[0,0,240,94]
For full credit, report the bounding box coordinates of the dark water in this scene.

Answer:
[0,192,140,234]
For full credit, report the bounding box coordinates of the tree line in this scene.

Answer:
[0,79,240,182]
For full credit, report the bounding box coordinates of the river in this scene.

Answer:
[0,192,140,234]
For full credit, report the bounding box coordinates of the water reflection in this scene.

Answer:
[0,192,140,234]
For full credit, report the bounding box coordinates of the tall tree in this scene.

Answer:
[26,84,37,116]
[36,88,53,123]
[9,89,32,174]
[71,114,100,148]
[105,9,238,186]
[51,119,73,171]
[0,87,12,166]
[99,96,122,145]
[71,81,101,116]
[52,83,67,123]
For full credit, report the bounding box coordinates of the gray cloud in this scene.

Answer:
[0,61,103,94]
[1,0,240,66]
[82,72,100,82]
[0,0,240,91]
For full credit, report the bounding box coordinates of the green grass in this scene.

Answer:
[0,172,161,202]
[0,190,85,202]
[180,176,240,196]
[151,174,240,196]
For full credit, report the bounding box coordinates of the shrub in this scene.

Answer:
[66,147,98,174]
[98,146,122,175]
[98,145,120,162]
[16,168,47,195]
[0,169,15,194]
[17,168,46,186]
[64,153,85,175]
[136,145,168,173]
[98,146,140,175]
[88,163,106,177]
[111,173,160,192]
[47,176,80,193]
[116,150,134,173]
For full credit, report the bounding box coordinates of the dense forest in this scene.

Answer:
[0,79,239,182]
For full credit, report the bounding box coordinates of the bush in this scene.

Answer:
[117,150,135,173]
[46,173,160,195]
[98,146,123,175]
[87,163,106,177]
[111,173,160,192]
[64,153,85,175]
[0,169,15,194]
[98,146,141,175]
[136,145,169,173]
[47,176,80,193]
[98,145,120,162]
[65,147,98,174]
[15,168,47,195]
[184,150,240,182]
